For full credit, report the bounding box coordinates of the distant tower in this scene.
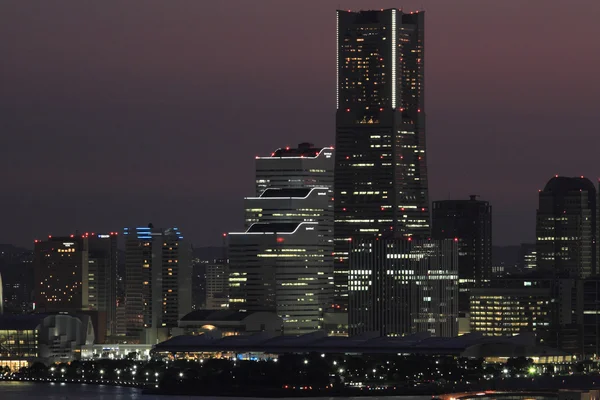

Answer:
[536,176,597,278]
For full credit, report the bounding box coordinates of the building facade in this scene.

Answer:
[229,221,329,334]
[334,9,429,316]
[205,259,229,310]
[536,176,597,278]
[87,233,118,336]
[229,145,334,335]
[470,285,552,337]
[124,225,192,343]
[432,195,492,313]
[519,243,537,271]
[34,236,89,312]
[349,238,458,337]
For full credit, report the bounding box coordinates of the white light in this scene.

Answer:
[391,9,397,108]
[336,11,339,109]
[304,359,309,365]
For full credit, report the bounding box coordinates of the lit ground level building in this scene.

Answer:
[0,314,95,368]
[79,344,153,360]
[152,331,573,364]
[470,277,600,359]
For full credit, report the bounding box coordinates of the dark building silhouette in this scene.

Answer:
[432,195,492,313]
[536,176,597,278]
[334,9,429,318]
[518,243,537,271]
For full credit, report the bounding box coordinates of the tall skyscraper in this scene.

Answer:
[349,238,458,337]
[334,9,429,313]
[432,195,492,313]
[87,233,118,336]
[536,176,597,278]
[124,225,192,343]
[229,144,334,335]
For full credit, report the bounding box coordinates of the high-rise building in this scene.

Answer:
[124,225,191,343]
[33,233,118,336]
[87,233,118,336]
[349,238,458,337]
[432,195,492,313]
[205,258,229,310]
[255,143,334,195]
[536,176,597,278]
[34,236,89,312]
[334,9,429,314]
[0,247,34,314]
[229,187,333,335]
[229,144,334,335]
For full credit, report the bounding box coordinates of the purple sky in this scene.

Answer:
[1,0,599,248]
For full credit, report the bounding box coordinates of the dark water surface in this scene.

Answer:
[0,382,432,400]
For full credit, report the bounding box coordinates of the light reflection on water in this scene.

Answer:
[0,382,433,400]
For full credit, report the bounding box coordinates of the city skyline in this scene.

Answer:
[2,0,600,248]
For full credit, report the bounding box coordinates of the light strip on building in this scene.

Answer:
[255,147,334,160]
[391,9,397,109]
[336,10,339,109]
[245,187,329,200]
[228,221,319,235]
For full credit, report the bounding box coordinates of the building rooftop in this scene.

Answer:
[181,310,261,322]
[259,143,333,159]
[153,331,564,358]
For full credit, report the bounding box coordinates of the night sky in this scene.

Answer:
[1,0,599,248]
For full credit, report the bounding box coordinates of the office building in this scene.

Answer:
[468,276,600,357]
[470,284,552,337]
[334,9,429,315]
[34,236,89,312]
[349,238,458,337]
[205,259,229,310]
[229,187,333,335]
[124,225,192,343]
[519,243,537,271]
[432,195,492,313]
[536,176,597,278]
[255,142,334,195]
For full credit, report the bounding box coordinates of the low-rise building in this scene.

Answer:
[0,313,94,367]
